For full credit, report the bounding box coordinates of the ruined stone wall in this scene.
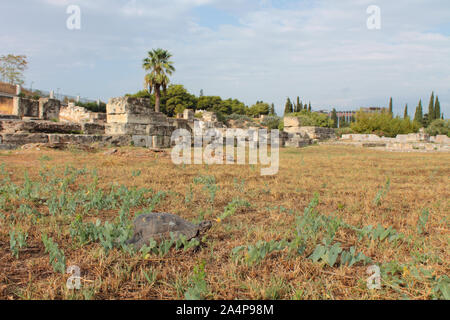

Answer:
[106,97,174,148]
[60,103,106,124]
[21,98,40,118]
[338,133,450,152]
[38,98,60,121]
[0,96,13,115]
[9,97,40,118]
[340,133,447,144]
[0,120,81,134]
[283,116,336,147]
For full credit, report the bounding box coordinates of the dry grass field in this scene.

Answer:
[0,144,448,300]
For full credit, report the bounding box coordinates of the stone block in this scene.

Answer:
[284,116,300,128]
[434,135,450,144]
[105,123,148,135]
[107,113,169,125]
[0,120,82,134]
[38,98,60,121]
[183,109,194,120]
[82,123,105,135]
[106,97,153,115]
[1,133,49,145]
[132,135,151,148]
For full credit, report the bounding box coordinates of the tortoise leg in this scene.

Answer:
[192,237,202,253]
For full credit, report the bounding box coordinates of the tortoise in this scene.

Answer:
[125,212,213,250]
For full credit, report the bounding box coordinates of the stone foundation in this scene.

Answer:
[283,116,336,147]
[60,103,106,124]
[106,97,174,148]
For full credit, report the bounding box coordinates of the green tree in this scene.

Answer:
[198,96,230,114]
[426,119,449,137]
[0,54,28,85]
[308,102,312,112]
[290,110,333,128]
[427,91,435,123]
[351,110,420,137]
[423,113,429,126]
[434,96,441,121]
[284,98,293,115]
[331,108,338,128]
[414,99,423,126]
[388,97,393,116]
[247,102,270,118]
[165,84,197,116]
[296,97,300,112]
[403,104,408,119]
[143,48,175,113]
[270,103,275,116]
[227,99,248,115]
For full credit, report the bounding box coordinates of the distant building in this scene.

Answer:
[361,107,388,113]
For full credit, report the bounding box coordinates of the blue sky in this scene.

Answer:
[1,0,449,117]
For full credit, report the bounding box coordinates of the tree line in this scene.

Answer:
[134,48,277,118]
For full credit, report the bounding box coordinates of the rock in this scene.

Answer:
[0,120,82,134]
[284,116,301,128]
[103,149,118,155]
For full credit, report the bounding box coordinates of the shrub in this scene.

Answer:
[351,110,420,137]
[224,114,258,128]
[286,110,333,128]
[335,127,354,137]
[261,116,281,130]
[426,119,450,137]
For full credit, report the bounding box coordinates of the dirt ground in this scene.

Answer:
[0,145,448,300]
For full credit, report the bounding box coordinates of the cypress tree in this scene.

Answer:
[331,108,338,128]
[284,98,292,115]
[308,102,312,112]
[299,101,303,111]
[296,97,300,112]
[428,91,435,123]
[434,96,441,121]
[414,99,423,125]
[389,97,393,116]
[270,103,275,116]
[404,104,408,119]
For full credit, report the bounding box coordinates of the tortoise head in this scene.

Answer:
[198,220,213,234]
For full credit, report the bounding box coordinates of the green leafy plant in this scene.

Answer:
[9,228,28,259]
[184,260,209,300]
[309,242,371,267]
[218,198,251,222]
[417,209,430,235]
[41,233,66,274]
[194,175,218,205]
[373,177,390,206]
[232,240,287,266]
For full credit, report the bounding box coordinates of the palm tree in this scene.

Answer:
[142,49,175,113]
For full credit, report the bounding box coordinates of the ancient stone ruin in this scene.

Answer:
[283,116,336,147]
[336,132,450,152]
[7,93,445,152]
